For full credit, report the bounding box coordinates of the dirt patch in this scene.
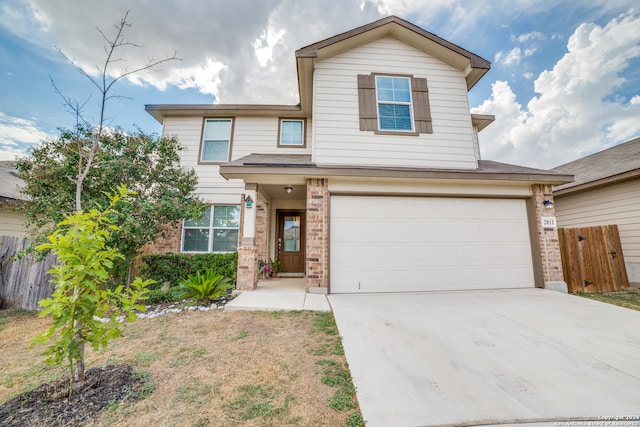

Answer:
[0,365,144,427]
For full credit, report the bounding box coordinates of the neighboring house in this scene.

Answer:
[552,138,640,284]
[145,16,572,294]
[0,161,27,242]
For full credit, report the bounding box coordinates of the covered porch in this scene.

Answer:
[223,155,329,294]
[225,277,331,311]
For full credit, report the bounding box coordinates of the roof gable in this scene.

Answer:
[296,15,490,89]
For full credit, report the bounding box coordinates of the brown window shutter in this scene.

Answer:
[411,77,433,134]
[357,74,377,131]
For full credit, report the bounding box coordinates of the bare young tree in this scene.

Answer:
[53,10,179,212]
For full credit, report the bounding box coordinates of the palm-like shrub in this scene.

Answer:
[176,269,233,303]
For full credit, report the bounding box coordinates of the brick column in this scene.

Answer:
[237,190,258,290]
[237,245,258,290]
[306,178,329,294]
[531,184,566,291]
[255,192,269,262]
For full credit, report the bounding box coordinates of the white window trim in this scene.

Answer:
[375,75,415,132]
[181,205,239,253]
[200,118,233,163]
[278,118,306,147]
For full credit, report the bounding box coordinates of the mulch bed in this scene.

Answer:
[0,364,144,427]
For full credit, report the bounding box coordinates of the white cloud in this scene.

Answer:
[495,47,522,66]
[473,9,640,168]
[516,31,545,43]
[3,0,383,104]
[0,113,51,160]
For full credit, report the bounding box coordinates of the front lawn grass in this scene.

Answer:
[577,288,640,311]
[0,307,363,426]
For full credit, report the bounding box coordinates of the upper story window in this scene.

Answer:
[278,119,306,147]
[357,73,433,135]
[375,76,413,132]
[200,118,233,163]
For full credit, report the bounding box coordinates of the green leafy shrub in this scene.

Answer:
[32,186,152,390]
[176,269,233,303]
[140,253,238,289]
[144,287,185,305]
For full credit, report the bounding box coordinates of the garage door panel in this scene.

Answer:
[330,195,535,293]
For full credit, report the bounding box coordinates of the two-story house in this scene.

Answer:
[145,16,572,294]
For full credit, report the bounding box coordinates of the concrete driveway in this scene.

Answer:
[328,289,640,427]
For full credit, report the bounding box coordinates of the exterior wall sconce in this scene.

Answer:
[284,185,293,194]
[244,195,254,208]
[543,200,554,209]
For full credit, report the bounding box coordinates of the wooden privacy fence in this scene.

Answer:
[0,236,56,310]
[558,225,629,294]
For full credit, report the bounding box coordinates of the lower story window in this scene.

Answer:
[182,205,240,253]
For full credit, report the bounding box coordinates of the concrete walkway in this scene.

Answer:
[329,289,640,427]
[225,278,330,312]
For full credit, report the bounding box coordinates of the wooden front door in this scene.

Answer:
[277,211,305,273]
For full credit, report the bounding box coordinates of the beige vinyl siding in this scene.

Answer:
[163,116,243,204]
[163,116,311,203]
[0,204,26,239]
[555,178,640,264]
[231,117,312,158]
[313,37,477,169]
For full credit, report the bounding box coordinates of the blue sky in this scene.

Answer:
[0,0,639,168]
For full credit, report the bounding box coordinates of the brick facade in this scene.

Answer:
[305,178,329,293]
[142,222,182,254]
[531,183,565,286]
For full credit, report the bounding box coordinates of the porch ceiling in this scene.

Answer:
[259,184,307,200]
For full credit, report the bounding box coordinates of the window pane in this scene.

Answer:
[280,120,303,145]
[376,76,410,102]
[183,229,210,252]
[378,104,412,131]
[213,229,239,252]
[376,77,394,101]
[202,140,230,162]
[213,205,240,228]
[392,78,411,102]
[204,119,232,139]
[184,207,211,227]
[201,119,231,162]
[283,215,301,252]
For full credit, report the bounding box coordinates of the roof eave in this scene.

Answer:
[220,164,573,184]
[144,104,304,123]
[554,168,640,195]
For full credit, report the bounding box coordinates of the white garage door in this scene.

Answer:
[330,195,535,293]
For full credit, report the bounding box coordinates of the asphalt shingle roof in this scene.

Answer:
[552,137,640,191]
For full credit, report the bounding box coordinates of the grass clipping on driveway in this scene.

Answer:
[0,308,363,426]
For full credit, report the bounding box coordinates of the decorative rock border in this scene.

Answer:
[94,294,236,323]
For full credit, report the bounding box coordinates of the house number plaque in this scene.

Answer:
[542,216,557,229]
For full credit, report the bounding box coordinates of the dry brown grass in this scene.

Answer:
[0,308,362,426]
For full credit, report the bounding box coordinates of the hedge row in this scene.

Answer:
[140,252,238,289]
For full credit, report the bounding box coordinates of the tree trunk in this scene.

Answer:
[74,342,85,382]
